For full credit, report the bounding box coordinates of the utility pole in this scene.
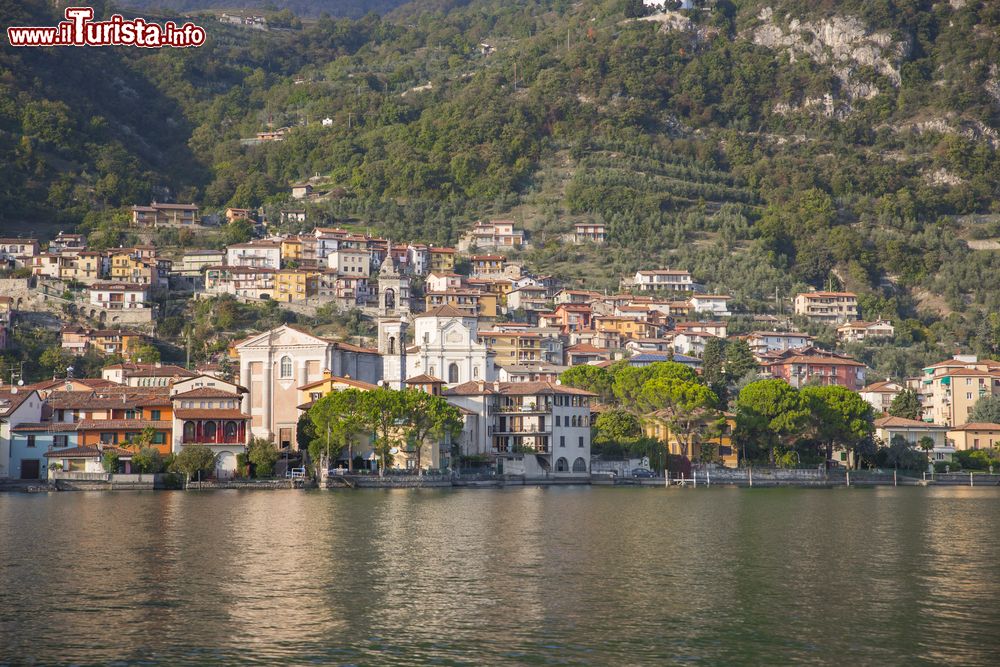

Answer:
[513,61,517,91]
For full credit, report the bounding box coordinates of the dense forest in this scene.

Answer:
[2,0,1000,372]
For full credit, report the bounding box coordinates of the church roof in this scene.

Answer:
[416,305,469,319]
[405,374,445,384]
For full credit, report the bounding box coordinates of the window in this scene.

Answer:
[183,421,195,442]
[448,363,459,384]
[150,410,161,420]
[204,422,217,440]
[560,436,565,448]
[579,437,584,448]
[100,432,117,444]
[555,415,561,427]
[53,435,68,448]
[280,356,293,378]
[153,432,166,445]
[967,392,973,400]
[26,435,35,448]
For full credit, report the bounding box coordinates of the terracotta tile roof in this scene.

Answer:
[173,409,249,420]
[566,344,607,354]
[416,305,469,318]
[874,416,943,429]
[498,381,597,396]
[297,376,379,391]
[75,419,172,430]
[12,422,78,433]
[170,388,242,399]
[405,374,445,384]
[0,390,38,418]
[949,422,1000,431]
[102,363,196,377]
[862,381,901,393]
[44,445,133,458]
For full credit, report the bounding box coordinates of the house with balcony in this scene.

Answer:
[917,356,1000,426]
[573,223,606,244]
[443,381,594,477]
[469,254,507,278]
[761,347,866,390]
[630,269,696,293]
[689,294,732,317]
[130,202,200,226]
[860,380,904,414]
[874,416,952,462]
[428,247,457,273]
[458,220,526,251]
[745,331,815,359]
[226,240,282,270]
[88,283,149,310]
[478,330,543,367]
[170,376,250,478]
[836,319,895,343]
[793,291,859,324]
[0,238,39,268]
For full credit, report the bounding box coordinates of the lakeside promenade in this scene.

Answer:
[2,470,998,492]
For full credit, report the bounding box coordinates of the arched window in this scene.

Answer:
[225,421,238,440]
[448,363,459,384]
[572,457,587,473]
[473,366,479,378]
[556,457,569,472]
[279,356,292,378]
[429,365,435,377]
[204,421,217,440]
[183,421,195,442]
[388,336,395,355]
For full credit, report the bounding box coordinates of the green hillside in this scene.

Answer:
[2,0,1000,367]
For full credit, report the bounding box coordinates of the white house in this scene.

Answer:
[226,240,282,270]
[88,283,149,309]
[689,294,732,317]
[327,247,370,277]
[837,319,895,343]
[859,379,904,414]
[745,331,815,358]
[632,269,695,292]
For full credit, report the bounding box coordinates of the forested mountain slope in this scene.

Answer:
[2,0,1000,367]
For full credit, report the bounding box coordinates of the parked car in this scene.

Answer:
[631,468,655,478]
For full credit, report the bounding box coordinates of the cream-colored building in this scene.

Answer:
[917,355,1000,426]
[860,379,904,414]
[793,291,859,324]
[946,423,1000,451]
[235,325,381,447]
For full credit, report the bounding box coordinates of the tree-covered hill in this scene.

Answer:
[118,0,413,19]
[3,0,1000,363]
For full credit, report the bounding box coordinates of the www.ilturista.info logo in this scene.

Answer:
[7,7,205,48]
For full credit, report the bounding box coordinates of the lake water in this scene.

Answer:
[1,486,999,665]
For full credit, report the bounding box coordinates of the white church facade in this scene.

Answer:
[379,305,496,389]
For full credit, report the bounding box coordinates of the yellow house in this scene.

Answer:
[478,330,542,366]
[425,289,498,318]
[274,269,318,302]
[467,278,513,306]
[594,316,652,340]
[429,247,456,273]
[297,372,380,410]
[643,413,738,467]
[281,237,304,264]
[946,423,1000,451]
[110,251,156,284]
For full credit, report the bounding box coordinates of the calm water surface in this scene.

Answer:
[1,486,999,665]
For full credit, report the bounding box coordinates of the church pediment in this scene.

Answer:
[235,325,329,350]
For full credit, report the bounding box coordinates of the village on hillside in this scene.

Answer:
[0,203,994,484]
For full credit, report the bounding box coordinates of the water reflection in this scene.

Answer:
[1,487,1000,664]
